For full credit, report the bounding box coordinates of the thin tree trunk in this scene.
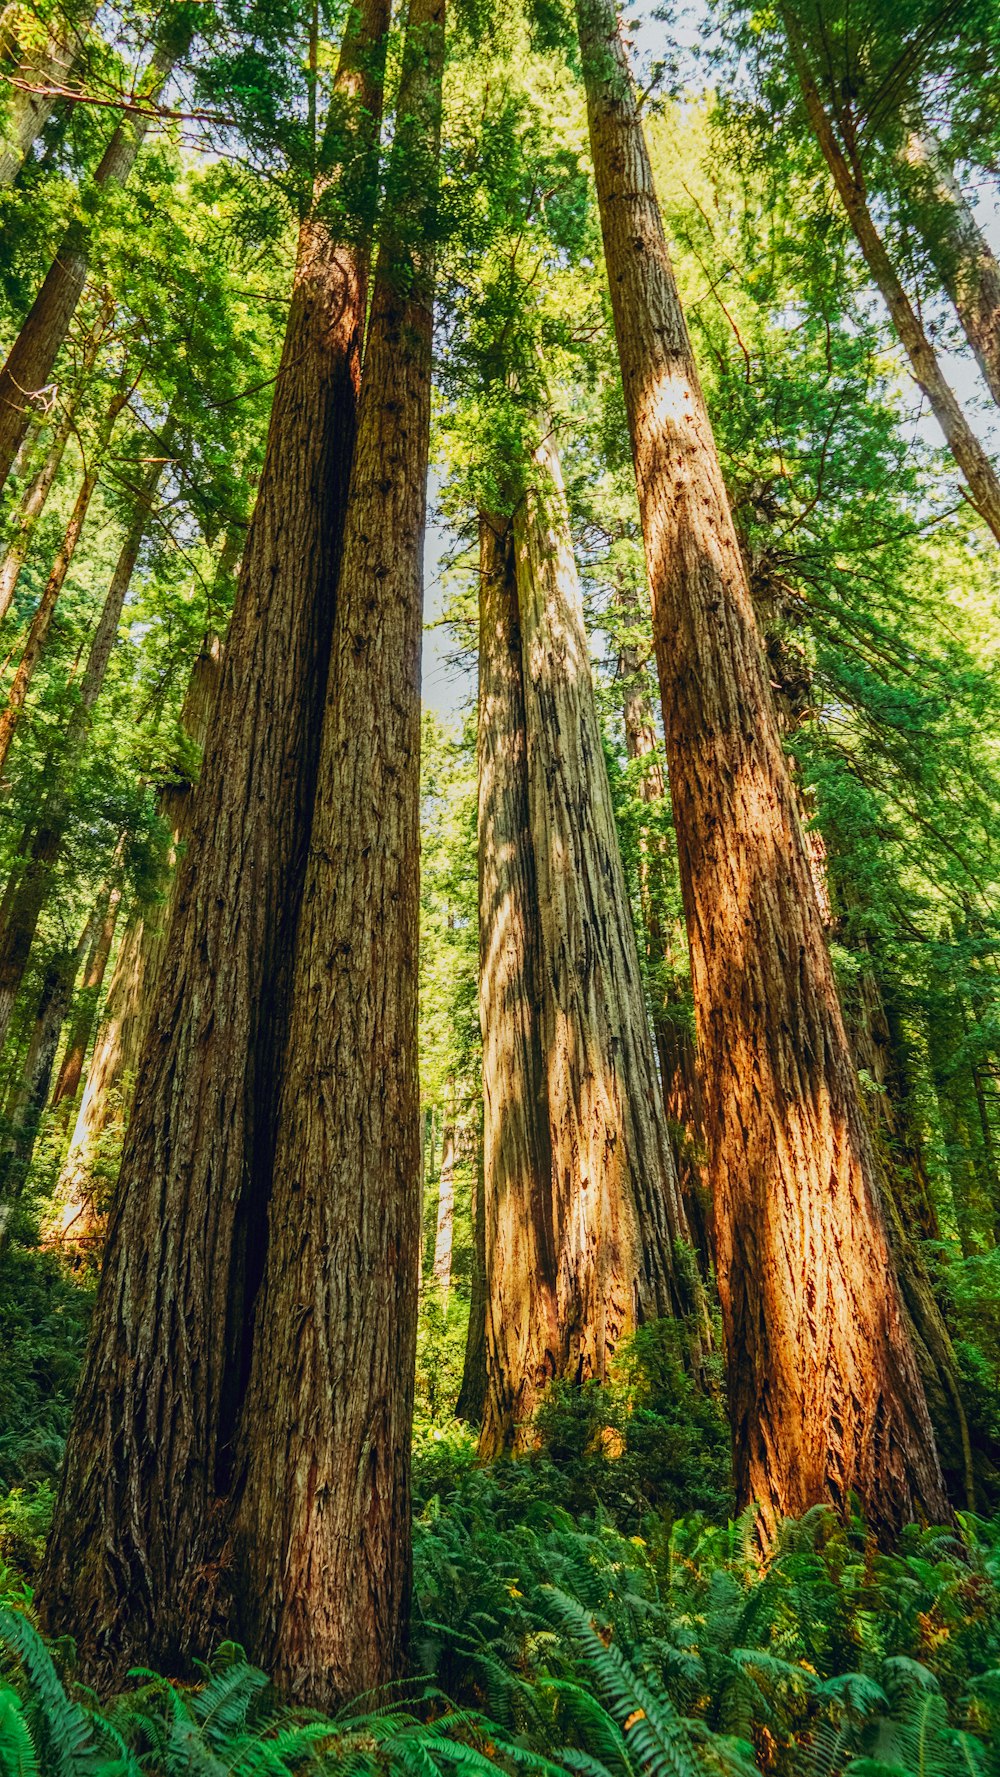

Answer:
[0,928,85,1253]
[0,297,112,625]
[0,5,92,185]
[903,128,1000,410]
[50,878,122,1106]
[41,1,390,1686]
[233,0,444,1706]
[0,444,166,1052]
[576,0,950,1536]
[0,463,99,774]
[48,629,223,1256]
[779,7,1000,544]
[0,27,186,497]
[433,1108,455,1308]
[456,1126,487,1424]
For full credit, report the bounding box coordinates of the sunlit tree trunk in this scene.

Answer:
[577,0,950,1536]
[0,26,186,497]
[778,7,1000,545]
[475,512,554,1453]
[232,0,444,1707]
[0,445,166,1052]
[902,129,1000,410]
[479,441,704,1458]
[41,3,390,1687]
[48,631,223,1256]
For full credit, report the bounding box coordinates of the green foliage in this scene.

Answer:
[0,1247,93,1501]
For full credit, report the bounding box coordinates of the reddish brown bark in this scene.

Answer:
[479,439,704,1459]
[0,27,185,497]
[577,0,949,1536]
[41,4,390,1686]
[232,0,444,1705]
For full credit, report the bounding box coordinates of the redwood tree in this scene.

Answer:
[576,0,950,1536]
[233,0,445,1703]
[41,0,390,1684]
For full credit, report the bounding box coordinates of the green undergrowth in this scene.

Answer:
[1,1263,999,1773]
[2,1443,1000,1772]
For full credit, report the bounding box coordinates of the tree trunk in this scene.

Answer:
[41,2,390,1686]
[0,444,166,1052]
[903,128,1000,410]
[615,594,709,1266]
[475,512,556,1452]
[433,1110,455,1308]
[576,0,950,1537]
[456,1129,487,1425]
[0,933,84,1253]
[232,0,444,1707]
[0,463,99,775]
[778,7,1000,545]
[518,437,700,1334]
[50,879,122,1106]
[0,6,92,185]
[0,27,185,498]
[0,299,112,626]
[48,630,223,1256]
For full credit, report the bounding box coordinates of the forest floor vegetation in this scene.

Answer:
[1,1249,999,1774]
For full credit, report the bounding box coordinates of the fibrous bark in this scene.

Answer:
[232,0,444,1706]
[41,2,389,1686]
[479,440,703,1459]
[577,0,950,1536]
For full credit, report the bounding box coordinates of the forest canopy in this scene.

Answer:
[1,0,1000,1771]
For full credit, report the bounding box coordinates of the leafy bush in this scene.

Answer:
[0,1246,93,1495]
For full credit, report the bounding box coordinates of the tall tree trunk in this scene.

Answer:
[0,25,185,498]
[475,512,555,1452]
[778,7,1000,545]
[615,595,709,1265]
[0,444,166,1052]
[50,876,122,1106]
[0,298,112,625]
[48,630,223,1256]
[903,128,1000,411]
[41,1,390,1686]
[232,0,444,1707]
[0,5,92,185]
[576,0,950,1536]
[479,441,704,1459]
